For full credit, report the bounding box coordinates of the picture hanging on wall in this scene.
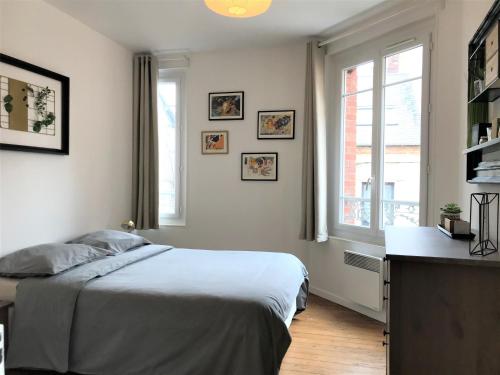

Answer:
[209,91,244,120]
[201,130,228,154]
[241,152,278,181]
[257,110,295,139]
[0,54,69,154]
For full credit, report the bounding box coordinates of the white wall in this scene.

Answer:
[0,0,133,254]
[2,0,491,323]
[308,0,495,322]
[143,44,308,262]
[308,238,386,321]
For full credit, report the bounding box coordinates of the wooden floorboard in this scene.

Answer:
[281,294,386,375]
[7,294,386,375]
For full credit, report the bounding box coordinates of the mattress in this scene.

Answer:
[8,246,309,375]
[0,277,19,302]
[0,277,297,321]
[0,277,296,323]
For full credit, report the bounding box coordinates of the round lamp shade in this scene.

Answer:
[204,0,272,18]
[121,220,136,232]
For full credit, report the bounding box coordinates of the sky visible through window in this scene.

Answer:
[158,81,177,216]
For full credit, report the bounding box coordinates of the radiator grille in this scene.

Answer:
[344,251,381,273]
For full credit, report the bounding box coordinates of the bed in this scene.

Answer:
[3,243,309,375]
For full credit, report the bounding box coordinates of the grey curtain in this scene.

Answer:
[132,54,159,230]
[300,41,328,242]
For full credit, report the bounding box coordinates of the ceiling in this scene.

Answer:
[46,0,386,53]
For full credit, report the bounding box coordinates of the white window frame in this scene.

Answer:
[328,21,432,244]
[158,68,187,226]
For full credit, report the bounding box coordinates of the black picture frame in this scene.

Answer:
[0,53,70,155]
[257,110,295,140]
[241,152,278,181]
[208,91,244,121]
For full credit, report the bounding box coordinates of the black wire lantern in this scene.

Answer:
[469,193,499,256]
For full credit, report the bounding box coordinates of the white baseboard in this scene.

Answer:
[309,285,386,323]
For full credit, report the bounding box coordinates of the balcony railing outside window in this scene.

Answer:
[340,196,419,228]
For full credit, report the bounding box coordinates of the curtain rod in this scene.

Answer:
[318,2,425,48]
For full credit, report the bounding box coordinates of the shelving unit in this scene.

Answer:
[464,138,500,183]
[464,137,500,153]
[469,81,500,104]
[468,42,489,103]
[466,1,500,183]
[467,35,500,104]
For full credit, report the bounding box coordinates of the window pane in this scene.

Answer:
[158,81,177,216]
[340,88,373,227]
[343,61,374,95]
[382,77,422,228]
[385,46,423,85]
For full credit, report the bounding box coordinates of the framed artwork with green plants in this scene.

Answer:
[0,53,69,154]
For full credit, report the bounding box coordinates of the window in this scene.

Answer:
[333,30,430,240]
[340,61,374,228]
[381,47,422,228]
[157,70,186,225]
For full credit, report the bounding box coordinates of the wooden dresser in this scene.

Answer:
[384,226,500,375]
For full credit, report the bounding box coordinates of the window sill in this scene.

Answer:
[160,216,186,227]
[331,227,385,247]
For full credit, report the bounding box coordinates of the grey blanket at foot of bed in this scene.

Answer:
[7,245,309,375]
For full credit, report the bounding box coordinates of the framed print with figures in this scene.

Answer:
[201,130,228,154]
[257,110,295,139]
[241,152,278,181]
[209,91,244,120]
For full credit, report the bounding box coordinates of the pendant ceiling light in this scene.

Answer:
[204,0,272,18]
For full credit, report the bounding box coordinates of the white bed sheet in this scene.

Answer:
[284,299,296,328]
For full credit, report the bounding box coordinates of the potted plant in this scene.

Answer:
[440,203,462,226]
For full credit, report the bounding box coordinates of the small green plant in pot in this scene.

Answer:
[440,203,462,226]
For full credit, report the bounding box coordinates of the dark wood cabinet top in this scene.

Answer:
[0,301,12,310]
[385,226,500,267]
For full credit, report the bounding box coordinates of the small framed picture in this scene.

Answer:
[241,152,278,181]
[209,91,244,120]
[201,130,228,154]
[257,110,295,139]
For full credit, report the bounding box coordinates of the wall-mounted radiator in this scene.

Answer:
[343,250,384,311]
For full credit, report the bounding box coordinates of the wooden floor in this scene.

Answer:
[8,294,386,375]
[281,294,386,375]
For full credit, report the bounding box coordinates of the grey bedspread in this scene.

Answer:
[7,245,309,375]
